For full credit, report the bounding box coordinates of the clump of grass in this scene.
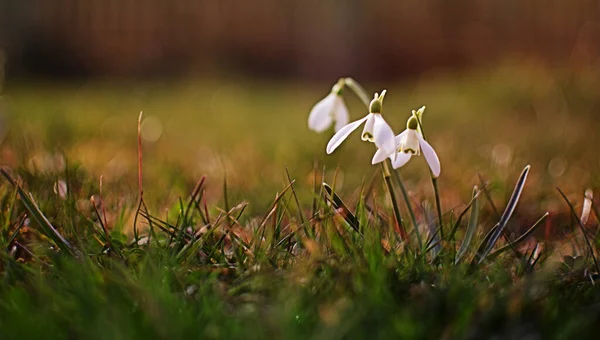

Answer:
[2,74,600,338]
[0,121,598,339]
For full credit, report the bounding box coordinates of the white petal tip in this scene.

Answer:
[418,137,441,178]
[371,148,390,164]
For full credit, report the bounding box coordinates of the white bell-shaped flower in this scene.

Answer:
[326,91,396,159]
[308,82,349,133]
[372,115,441,177]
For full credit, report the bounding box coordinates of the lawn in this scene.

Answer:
[0,62,600,338]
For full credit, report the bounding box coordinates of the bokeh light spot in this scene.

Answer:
[548,157,567,178]
[141,116,163,142]
[492,144,511,165]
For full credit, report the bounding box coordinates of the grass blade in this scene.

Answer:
[477,172,500,218]
[448,185,483,240]
[322,183,361,235]
[557,187,600,274]
[285,167,306,226]
[380,161,408,243]
[455,186,480,264]
[486,212,548,261]
[392,169,421,248]
[473,165,530,265]
[0,168,75,256]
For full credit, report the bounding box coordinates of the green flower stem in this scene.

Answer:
[431,177,444,239]
[382,160,409,246]
[343,77,370,107]
[392,169,422,249]
[344,77,410,245]
[415,117,444,240]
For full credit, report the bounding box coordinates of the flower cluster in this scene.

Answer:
[309,80,440,177]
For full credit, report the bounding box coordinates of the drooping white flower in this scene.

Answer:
[372,115,441,177]
[308,81,349,133]
[326,91,396,158]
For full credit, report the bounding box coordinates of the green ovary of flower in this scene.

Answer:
[369,98,382,113]
[407,116,419,130]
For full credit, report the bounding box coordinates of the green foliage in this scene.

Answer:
[0,159,597,339]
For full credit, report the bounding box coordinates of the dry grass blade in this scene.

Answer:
[477,172,500,218]
[183,176,207,226]
[257,181,296,230]
[139,211,188,241]
[249,182,297,249]
[285,168,305,226]
[322,183,361,235]
[91,195,111,251]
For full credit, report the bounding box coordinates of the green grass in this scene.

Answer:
[1,63,600,338]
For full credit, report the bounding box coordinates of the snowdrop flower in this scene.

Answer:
[308,80,349,133]
[326,91,396,158]
[372,113,441,177]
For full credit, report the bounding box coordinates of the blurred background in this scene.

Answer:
[2,0,600,79]
[1,1,600,221]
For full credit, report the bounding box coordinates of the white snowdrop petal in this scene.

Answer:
[391,152,412,169]
[308,94,336,132]
[394,130,409,145]
[399,129,420,155]
[372,114,396,156]
[418,136,441,177]
[326,116,369,154]
[361,114,375,142]
[333,96,350,132]
[371,148,391,164]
